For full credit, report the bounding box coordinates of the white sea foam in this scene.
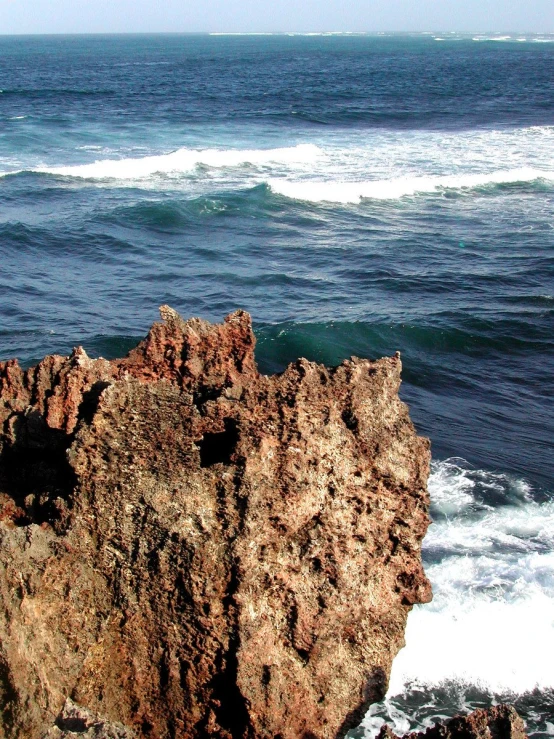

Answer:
[268,169,554,204]
[427,458,478,515]
[209,32,361,36]
[23,144,321,181]
[426,505,554,561]
[382,459,554,701]
[387,588,554,695]
[2,125,553,198]
[472,35,513,42]
[428,458,533,517]
[209,32,277,36]
[355,464,554,739]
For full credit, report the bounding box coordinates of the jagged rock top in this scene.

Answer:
[0,308,431,739]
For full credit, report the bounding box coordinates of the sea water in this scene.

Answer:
[0,33,552,736]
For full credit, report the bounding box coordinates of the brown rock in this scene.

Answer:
[377,704,528,739]
[0,308,431,739]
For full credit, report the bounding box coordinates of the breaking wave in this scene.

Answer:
[359,459,554,737]
[268,169,554,204]
[0,144,321,181]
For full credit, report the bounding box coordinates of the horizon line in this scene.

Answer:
[0,30,552,38]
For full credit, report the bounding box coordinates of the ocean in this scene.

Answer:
[0,32,552,736]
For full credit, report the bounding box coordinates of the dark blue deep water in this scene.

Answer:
[0,33,553,736]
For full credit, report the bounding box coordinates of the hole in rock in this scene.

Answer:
[197,419,239,468]
[0,410,76,528]
[78,381,111,425]
[55,716,88,733]
[0,655,18,734]
[341,408,358,432]
[262,665,271,686]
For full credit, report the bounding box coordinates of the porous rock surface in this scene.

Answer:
[0,308,432,739]
[378,704,528,739]
[42,698,134,738]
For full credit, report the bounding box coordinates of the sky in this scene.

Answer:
[0,0,552,35]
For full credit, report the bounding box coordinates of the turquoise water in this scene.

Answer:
[0,33,553,736]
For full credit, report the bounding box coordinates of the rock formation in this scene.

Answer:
[0,308,432,739]
[378,705,528,739]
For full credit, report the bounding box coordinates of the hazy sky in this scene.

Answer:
[0,0,552,35]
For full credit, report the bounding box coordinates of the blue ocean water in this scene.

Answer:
[0,33,553,736]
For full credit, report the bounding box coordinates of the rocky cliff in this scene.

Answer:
[0,308,431,739]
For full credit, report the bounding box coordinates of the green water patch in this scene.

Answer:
[254,317,553,377]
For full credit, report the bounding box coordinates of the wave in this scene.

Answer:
[103,196,243,232]
[2,124,552,192]
[472,35,513,42]
[268,168,554,204]
[365,458,554,723]
[0,144,321,181]
[255,315,553,376]
[471,35,554,44]
[208,32,362,36]
[363,686,554,738]
[427,458,534,518]
[388,581,554,695]
[360,458,554,736]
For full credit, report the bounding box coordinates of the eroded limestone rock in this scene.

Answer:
[0,308,431,739]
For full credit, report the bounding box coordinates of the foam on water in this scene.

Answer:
[389,569,554,693]
[0,144,322,181]
[268,169,554,203]
[358,459,554,736]
[1,125,553,200]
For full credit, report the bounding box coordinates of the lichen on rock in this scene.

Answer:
[0,308,432,739]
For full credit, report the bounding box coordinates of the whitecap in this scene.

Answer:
[383,459,554,700]
[387,587,554,695]
[30,143,322,180]
[473,35,513,42]
[268,168,554,204]
[209,32,276,36]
